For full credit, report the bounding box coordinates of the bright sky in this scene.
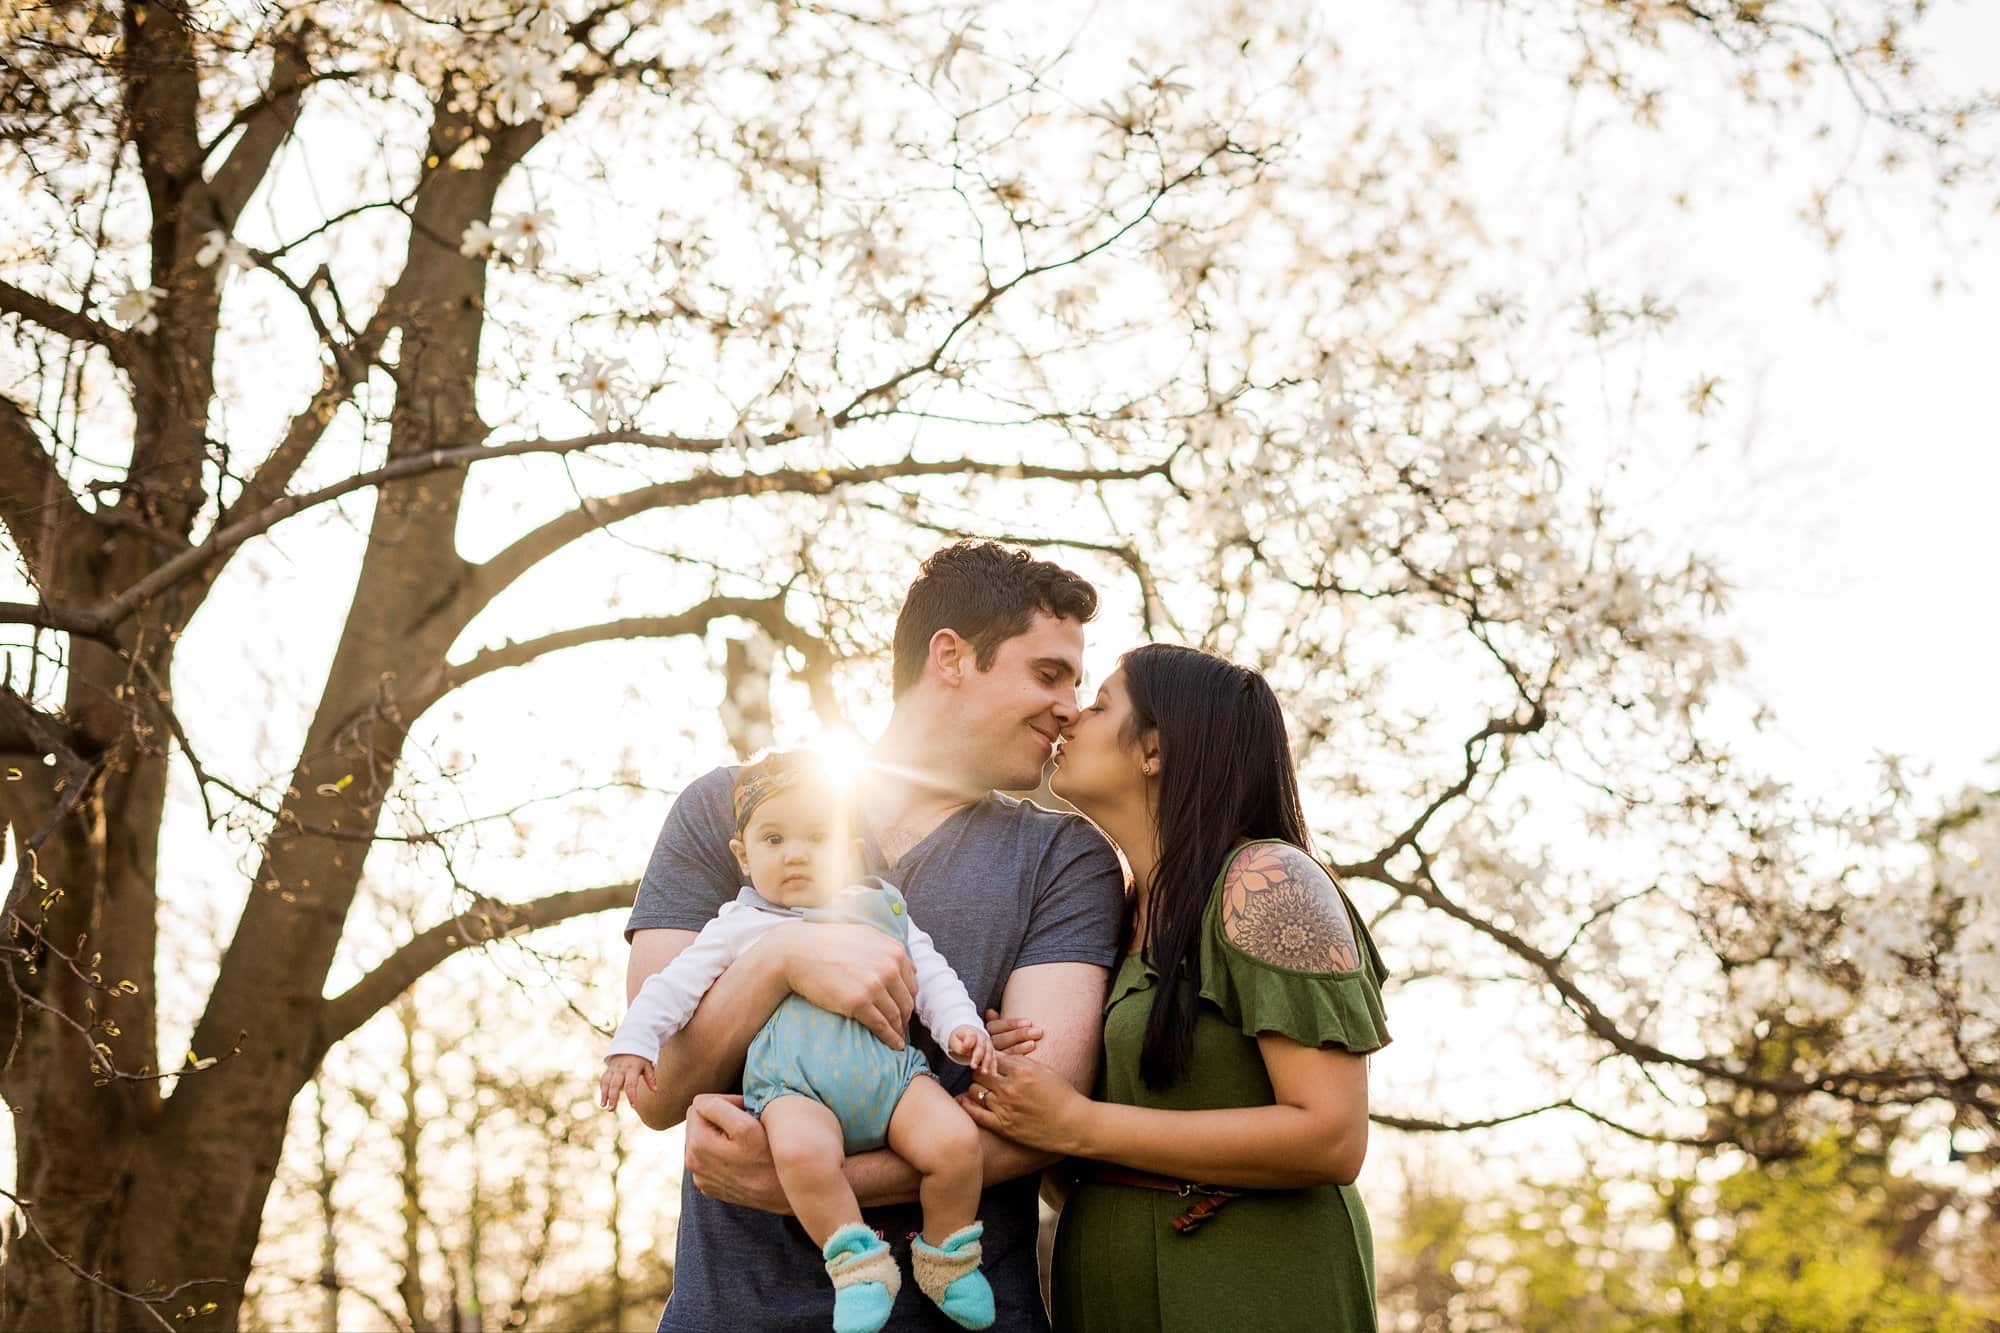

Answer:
[1359,1,2000,807]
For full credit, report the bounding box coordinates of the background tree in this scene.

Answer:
[1379,1133,1998,1331]
[1,1,1994,1329]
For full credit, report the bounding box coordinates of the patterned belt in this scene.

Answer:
[1071,1163,1247,1234]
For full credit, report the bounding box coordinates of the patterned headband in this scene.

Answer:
[731,753,836,834]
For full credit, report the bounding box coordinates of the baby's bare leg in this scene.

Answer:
[760,1095,862,1249]
[886,1076,982,1245]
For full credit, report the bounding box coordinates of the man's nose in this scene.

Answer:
[1050,687,1080,725]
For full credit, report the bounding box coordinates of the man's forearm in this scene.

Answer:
[843,1129,1060,1208]
[634,945,791,1130]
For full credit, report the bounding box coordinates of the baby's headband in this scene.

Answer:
[731,752,838,834]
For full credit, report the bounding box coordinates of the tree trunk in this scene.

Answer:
[1,101,530,1331]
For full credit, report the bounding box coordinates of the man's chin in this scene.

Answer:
[998,768,1047,794]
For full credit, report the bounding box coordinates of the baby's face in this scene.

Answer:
[733,785,857,908]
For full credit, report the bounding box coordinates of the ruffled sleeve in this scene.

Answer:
[1196,854,1392,1055]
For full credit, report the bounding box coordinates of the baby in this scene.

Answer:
[601,751,996,1333]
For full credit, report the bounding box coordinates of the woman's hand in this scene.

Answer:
[961,1053,1095,1157]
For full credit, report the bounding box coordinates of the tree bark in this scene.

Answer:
[0,90,542,1329]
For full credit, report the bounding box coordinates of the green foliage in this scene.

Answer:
[1382,1136,1997,1332]
[1663,1137,1988,1333]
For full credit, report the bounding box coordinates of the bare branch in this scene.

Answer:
[0,601,106,639]
[120,0,204,250]
[13,442,1162,642]
[409,594,829,711]
[204,29,316,226]
[1375,1097,1729,1149]
[203,302,397,565]
[0,1185,217,1333]
[1364,846,1992,1115]
[10,431,712,639]
[461,454,1171,628]
[313,883,634,1060]
[1333,700,1548,883]
[0,392,92,588]
[0,280,126,361]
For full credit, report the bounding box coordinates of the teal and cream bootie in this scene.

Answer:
[911,1222,994,1329]
[823,1223,899,1333]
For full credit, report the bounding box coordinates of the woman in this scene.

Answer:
[961,644,1390,1332]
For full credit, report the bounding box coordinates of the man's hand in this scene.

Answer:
[599,1054,658,1112]
[772,921,918,1048]
[983,1007,1042,1058]
[685,1094,789,1214]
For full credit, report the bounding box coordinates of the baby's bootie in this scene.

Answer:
[911,1222,994,1329]
[823,1223,899,1333]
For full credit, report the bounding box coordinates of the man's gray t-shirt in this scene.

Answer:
[625,765,1125,1332]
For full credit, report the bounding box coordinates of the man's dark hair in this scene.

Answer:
[891,542,1099,697]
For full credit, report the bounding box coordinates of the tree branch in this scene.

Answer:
[201,301,398,586]
[312,883,633,1060]
[204,28,316,225]
[0,601,106,639]
[0,280,126,361]
[409,594,830,713]
[34,431,716,638]
[0,394,91,589]
[1374,1097,1730,1150]
[1366,848,1988,1113]
[461,455,1171,630]
[859,499,1167,636]
[23,443,1161,643]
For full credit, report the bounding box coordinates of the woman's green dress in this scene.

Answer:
[1050,840,1392,1332]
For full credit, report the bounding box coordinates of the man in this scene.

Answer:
[623,541,1126,1331]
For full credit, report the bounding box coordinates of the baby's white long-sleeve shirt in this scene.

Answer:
[605,889,985,1065]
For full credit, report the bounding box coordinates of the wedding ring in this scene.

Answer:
[976,1088,989,1104]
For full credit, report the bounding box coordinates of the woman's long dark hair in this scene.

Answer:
[1122,644,1311,1090]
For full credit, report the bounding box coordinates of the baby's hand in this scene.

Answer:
[599,1054,658,1112]
[949,1024,996,1076]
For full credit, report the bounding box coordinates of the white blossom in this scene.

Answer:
[497,209,555,266]
[927,18,985,89]
[1321,396,1361,439]
[559,353,630,432]
[194,230,256,280]
[461,210,555,266]
[447,134,489,170]
[111,279,163,334]
[834,216,901,291]
[784,402,830,443]
[487,42,572,125]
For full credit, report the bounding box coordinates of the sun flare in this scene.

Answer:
[802,726,872,787]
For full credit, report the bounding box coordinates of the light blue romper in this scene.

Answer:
[740,879,936,1154]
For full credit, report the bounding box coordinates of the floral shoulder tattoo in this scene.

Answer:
[1220,842,1361,973]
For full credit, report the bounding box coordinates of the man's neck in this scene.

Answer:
[861,708,989,861]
